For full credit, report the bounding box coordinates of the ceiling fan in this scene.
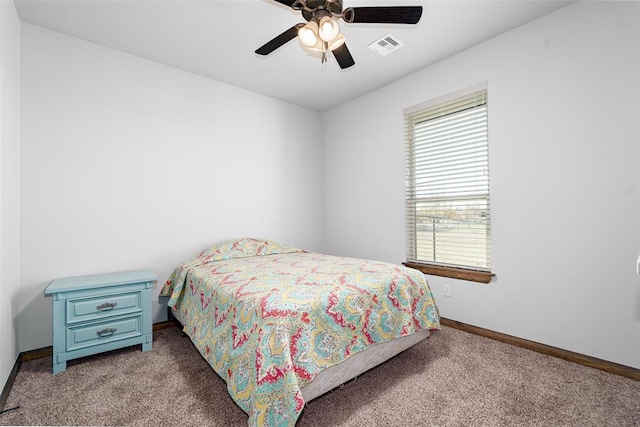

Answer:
[255,0,423,69]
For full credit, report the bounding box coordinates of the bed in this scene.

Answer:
[160,238,440,426]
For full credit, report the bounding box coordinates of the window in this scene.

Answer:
[404,83,492,283]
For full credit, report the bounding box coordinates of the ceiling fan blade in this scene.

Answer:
[344,6,423,24]
[332,44,355,69]
[255,24,304,56]
[273,0,296,6]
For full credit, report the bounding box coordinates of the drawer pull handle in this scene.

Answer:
[96,302,117,311]
[96,328,117,337]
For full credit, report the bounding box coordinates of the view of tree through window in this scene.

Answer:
[405,84,491,271]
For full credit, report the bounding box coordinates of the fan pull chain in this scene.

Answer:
[321,41,328,63]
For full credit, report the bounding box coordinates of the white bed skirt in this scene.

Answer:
[300,329,432,402]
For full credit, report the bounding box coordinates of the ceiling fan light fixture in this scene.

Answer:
[318,16,340,42]
[328,33,345,51]
[298,21,319,47]
[306,37,325,53]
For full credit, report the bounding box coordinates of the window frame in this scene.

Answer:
[404,82,494,284]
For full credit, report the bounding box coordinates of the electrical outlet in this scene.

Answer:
[443,284,451,297]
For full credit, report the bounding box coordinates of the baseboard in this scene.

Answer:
[440,318,640,382]
[152,320,178,332]
[0,354,21,412]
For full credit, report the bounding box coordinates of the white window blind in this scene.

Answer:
[405,83,491,271]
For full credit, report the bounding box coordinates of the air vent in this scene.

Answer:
[368,34,405,56]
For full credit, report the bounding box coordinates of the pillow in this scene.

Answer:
[198,238,305,262]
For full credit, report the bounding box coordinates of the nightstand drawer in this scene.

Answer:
[67,291,142,324]
[66,316,142,352]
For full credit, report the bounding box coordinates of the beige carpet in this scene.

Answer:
[1,325,638,426]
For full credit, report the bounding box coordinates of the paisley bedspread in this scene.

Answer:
[160,239,440,427]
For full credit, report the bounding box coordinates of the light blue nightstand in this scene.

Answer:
[44,270,157,374]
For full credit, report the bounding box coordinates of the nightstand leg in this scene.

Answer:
[142,333,152,352]
[53,360,66,374]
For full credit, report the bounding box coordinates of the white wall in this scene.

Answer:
[0,0,21,392]
[19,24,324,352]
[323,1,640,369]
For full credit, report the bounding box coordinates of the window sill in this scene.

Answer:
[403,262,494,284]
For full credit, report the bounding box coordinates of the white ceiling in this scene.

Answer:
[14,0,574,111]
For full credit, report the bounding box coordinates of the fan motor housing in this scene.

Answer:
[298,0,344,21]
